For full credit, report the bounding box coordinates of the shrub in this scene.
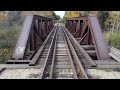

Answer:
[111,33,120,50]
[0,48,13,63]
[103,31,120,50]
[0,25,21,63]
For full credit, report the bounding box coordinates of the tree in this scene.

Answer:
[52,12,61,20]
[1,11,24,28]
[97,11,109,30]
[63,11,80,23]
[0,11,7,21]
[80,11,91,16]
[63,11,80,19]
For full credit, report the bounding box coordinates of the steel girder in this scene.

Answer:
[12,15,53,60]
[65,16,110,60]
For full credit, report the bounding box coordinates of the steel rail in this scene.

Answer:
[39,27,57,79]
[62,27,78,79]
[64,27,97,67]
[0,68,5,74]
[29,26,56,66]
[49,28,57,79]
[63,27,88,79]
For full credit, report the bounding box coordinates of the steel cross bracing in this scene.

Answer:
[29,23,94,79]
[65,16,110,60]
[11,15,53,60]
[5,15,118,79]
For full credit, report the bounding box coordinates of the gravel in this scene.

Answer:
[0,68,42,79]
[1,68,120,79]
[54,69,73,75]
[86,69,120,79]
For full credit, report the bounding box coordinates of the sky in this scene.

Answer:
[54,11,65,18]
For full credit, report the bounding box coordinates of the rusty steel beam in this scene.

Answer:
[66,16,110,60]
[70,20,76,34]
[67,21,73,31]
[33,15,52,21]
[63,27,88,79]
[81,45,95,50]
[12,15,34,60]
[62,27,78,79]
[49,29,57,79]
[67,17,88,21]
[12,15,53,60]
[65,27,97,67]
[29,27,55,66]
[88,16,110,60]
[39,27,57,79]
[73,20,80,37]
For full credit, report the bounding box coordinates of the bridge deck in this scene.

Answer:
[4,23,120,79]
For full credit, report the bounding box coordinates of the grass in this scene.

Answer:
[0,25,21,63]
[111,33,120,50]
[103,31,110,44]
[103,31,120,50]
[0,48,13,63]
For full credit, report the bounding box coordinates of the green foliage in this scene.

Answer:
[0,25,21,48]
[54,14,61,20]
[80,11,91,16]
[63,11,80,19]
[111,33,120,50]
[103,31,110,43]
[103,31,120,50]
[0,25,21,63]
[1,11,24,28]
[0,48,13,63]
[97,11,109,29]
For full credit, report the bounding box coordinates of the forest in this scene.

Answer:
[0,11,120,63]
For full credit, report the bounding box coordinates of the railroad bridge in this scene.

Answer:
[1,15,120,79]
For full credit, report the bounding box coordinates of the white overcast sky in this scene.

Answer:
[54,11,65,18]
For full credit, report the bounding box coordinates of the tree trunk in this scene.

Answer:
[112,21,115,34]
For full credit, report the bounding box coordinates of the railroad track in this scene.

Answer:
[3,16,119,79]
[28,24,97,79]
